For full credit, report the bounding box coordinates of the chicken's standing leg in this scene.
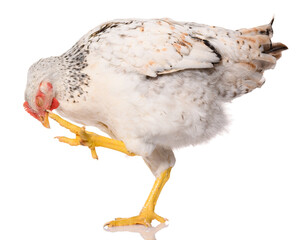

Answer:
[47,111,135,159]
[48,111,171,227]
[105,167,172,227]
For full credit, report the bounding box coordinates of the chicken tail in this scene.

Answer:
[238,17,288,69]
[217,19,287,101]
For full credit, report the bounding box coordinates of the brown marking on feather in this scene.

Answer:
[97,121,109,129]
[239,27,259,35]
[157,20,162,25]
[180,34,188,40]
[162,48,167,51]
[156,49,160,52]
[180,34,192,47]
[253,24,273,37]
[255,35,270,45]
[272,52,282,60]
[139,27,144,32]
[170,25,175,30]
[177,39,191,50]
[177,41,186,47]
[182,39,192,47]
[239,62,257,71]
[148,60,155,66]
[173,43,181,54]
[240,36,257,43]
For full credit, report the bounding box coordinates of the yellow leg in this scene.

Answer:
[105,167,172,228]
[47,111,135,159]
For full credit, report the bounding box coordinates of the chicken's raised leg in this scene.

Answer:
[105,167,172,227]
[47,111,135,159]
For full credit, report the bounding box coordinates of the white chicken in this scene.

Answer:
[24,18,287,227]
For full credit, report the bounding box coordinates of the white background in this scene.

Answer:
[0,0,299,239]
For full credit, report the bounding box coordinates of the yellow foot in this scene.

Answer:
[104,211,167,228]
[47,111,135,159]
[105,167,172,228]
[55,126,100,159]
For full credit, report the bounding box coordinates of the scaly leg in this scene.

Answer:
[105,167,172,227]
[47,111,135,159]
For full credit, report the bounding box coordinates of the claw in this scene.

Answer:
[153,213,168,223]
[104,212,167,228]
[90,148,98,159]
[48,111,135,158]
[55,136,80,146]
[54,133,99,159]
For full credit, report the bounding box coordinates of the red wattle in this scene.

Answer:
[50,97,60,110]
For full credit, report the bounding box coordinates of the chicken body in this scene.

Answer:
[25,18,287,176]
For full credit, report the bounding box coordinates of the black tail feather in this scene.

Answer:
[263,42,288,54]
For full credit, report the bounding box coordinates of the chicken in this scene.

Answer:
[23,18,287,227]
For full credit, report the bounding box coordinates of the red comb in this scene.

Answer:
[23,101,39,120]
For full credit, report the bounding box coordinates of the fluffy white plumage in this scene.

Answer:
[25,18,287,177]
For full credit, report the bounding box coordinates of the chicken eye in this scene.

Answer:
[36,96,44,107]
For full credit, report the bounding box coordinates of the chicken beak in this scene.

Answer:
[40,111,50,128]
